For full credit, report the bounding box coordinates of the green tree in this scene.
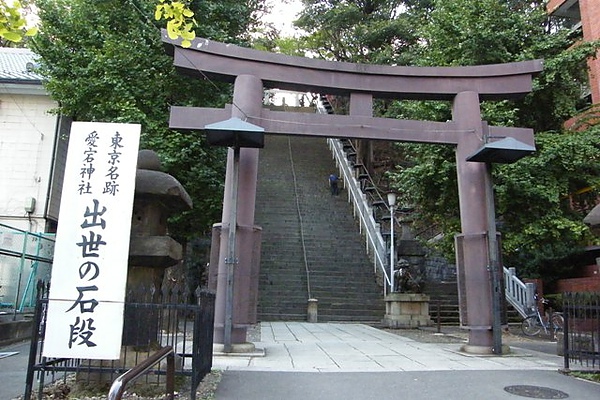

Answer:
[1,0,194,45]
[0,0,37,45]
[494,128,600,279]
[401,0,598,131]
[32,0,264,241]
[295,0,418,64]
[386,0,600,279]
[294,0,599,279]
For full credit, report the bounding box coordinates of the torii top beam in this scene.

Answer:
[163,34,542,101]
[162,32,542,146]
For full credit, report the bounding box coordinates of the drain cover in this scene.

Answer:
[504,385,568,399]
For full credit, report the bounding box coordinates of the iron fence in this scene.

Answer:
[24,280,215,400]
[562,292,600,371]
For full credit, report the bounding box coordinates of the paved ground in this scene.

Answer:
[215,370,599,400]
[212,322,561,372]
[0,340,31,400]
[2,322,598,399]
[212,322,600,399]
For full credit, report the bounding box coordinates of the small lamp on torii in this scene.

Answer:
[466,132,535,355]
[204,117,264,353]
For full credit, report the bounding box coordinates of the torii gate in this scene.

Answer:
[163,32,543,355]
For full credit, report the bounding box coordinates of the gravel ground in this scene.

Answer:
[13,371,223,400]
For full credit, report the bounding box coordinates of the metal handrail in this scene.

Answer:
[108,346,175,400]
[326,129,536,308]
[338,140,387,201]
[287,137,312,300]
[503,266,536,318]
[328,138,391,293]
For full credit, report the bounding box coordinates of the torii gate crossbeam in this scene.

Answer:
[163,32,543,355]
[169,105,535,146]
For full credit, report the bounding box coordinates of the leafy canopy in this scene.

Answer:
[32,0,264,240]
[155,0,196,48]
[293,0,600,280]
[0,0,194,45]
[390,0,600,278]
[0,0,37,43]
[294,0,418,64]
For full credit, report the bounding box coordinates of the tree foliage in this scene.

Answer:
[32,0,264,241]
[294,0,600,280]
[0,0,36,44]
[494,128,600,278]
[155,0,196,48]
[391,0,600,278]
[294,0,418,64]
[0,0,194,45]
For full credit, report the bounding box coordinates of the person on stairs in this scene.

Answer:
[329,173,340,195]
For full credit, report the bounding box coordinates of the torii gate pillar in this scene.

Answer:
[211,75,263,349]
[453,91,496,351]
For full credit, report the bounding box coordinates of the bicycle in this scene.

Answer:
[521,296,564,337]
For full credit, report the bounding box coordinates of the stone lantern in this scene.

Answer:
[78,150,193,386]
[123,149,192,345]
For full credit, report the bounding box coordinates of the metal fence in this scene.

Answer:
[0,224,54,313]
[24,280,215,400]
[562,292,600,370]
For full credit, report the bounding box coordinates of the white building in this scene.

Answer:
[0,47,70,234]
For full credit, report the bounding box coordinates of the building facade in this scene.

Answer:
[0,47,69,234]
[547,0,600,105]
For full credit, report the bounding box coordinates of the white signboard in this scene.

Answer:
[43,122,140,359]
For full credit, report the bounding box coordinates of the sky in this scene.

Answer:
[263,0,304,36]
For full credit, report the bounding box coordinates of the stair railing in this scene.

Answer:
[503,266,536,318]
[319,98,535,308]
[287,137,313,300]
[108,345,175,400]
[328,138,391,294]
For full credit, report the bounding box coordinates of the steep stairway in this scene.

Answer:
[255,135,385,322]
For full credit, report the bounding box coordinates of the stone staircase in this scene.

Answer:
[426,281,522,326]
[426,281,461,325]
[255,135,385,322]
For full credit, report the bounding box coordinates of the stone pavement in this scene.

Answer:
[213,321,561,372]
[212,322,600,400]
[2,322,598,399]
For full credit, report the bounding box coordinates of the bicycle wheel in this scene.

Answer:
[551,313,564,332]
[521,316,542,336]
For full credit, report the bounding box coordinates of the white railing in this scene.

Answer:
[328,139,391,294]
[327,137,535,309]
[503,266,536,318]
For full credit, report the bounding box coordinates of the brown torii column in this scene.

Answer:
[163,32,543,354]
[212,75,264,351]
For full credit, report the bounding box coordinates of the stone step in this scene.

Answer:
[256,135,384,322]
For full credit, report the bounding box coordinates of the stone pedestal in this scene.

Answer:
[307,298,318,323]
[382,293,432,328]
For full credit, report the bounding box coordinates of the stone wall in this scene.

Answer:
[424,256,456,282]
